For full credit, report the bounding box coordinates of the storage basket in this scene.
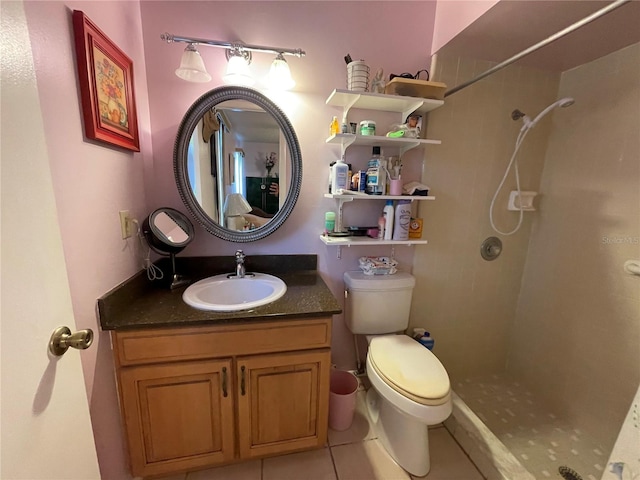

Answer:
[384,78,447,100]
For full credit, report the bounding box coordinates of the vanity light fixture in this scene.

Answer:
[267,53,295,90]
[161,33,305,90]
[223,47,254,86]
[175,43,212,83]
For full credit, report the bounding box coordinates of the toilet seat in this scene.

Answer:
[368,335,450,406]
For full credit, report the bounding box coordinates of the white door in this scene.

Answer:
[0,2,101,478]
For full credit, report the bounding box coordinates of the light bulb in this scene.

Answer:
[223,50,254,86]
[267,53,295,90]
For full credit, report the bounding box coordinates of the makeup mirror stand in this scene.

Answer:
[169,252,190,290]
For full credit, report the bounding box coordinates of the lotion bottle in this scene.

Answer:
[392,200,411,240]
[382,200,394,240]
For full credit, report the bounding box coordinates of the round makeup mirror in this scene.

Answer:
[142,207,194,253]
[142,207,194,289]
[174,86,302,242]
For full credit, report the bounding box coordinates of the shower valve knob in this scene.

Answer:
[481,237,503,261]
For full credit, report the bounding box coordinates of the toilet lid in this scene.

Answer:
[368,335,450,406]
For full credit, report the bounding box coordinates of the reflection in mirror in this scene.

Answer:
[154,211,190,244]
[175,86,302,242]
[186,100,287,231]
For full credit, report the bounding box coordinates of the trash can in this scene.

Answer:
[328,370,359,431]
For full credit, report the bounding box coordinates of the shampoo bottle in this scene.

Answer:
[382,200,394,240]
[392,200,411,240]
[331,156,349,193]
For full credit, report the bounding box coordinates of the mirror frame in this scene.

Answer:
[174,86,302,242]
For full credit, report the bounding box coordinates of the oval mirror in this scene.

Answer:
[174,86,302,242]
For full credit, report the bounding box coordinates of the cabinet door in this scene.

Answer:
[119,359,235,478]
[237,349,330,458]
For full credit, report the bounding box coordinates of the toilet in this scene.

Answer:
[343,271,452,477]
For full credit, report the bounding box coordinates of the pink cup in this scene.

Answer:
[389,179,403,196]
[328,370,359,431]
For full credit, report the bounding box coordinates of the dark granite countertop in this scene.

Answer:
[98,255,342,330]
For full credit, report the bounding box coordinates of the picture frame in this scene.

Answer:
[72,10,140,152]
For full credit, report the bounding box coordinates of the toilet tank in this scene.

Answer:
[343,271,416,334]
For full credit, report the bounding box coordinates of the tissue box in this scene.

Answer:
[384,78,447,100]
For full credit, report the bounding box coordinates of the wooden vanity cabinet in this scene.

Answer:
[111,317,331,479]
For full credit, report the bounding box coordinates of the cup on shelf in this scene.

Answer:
[347,60,369,92]
[389,179,403,196]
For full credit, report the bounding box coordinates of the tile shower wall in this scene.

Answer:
[410,56,560,380]
[509,42,640,451]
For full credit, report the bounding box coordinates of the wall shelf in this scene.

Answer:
[319,235,428,247]
[325,193,435,202]
[322,88,443,258]
[326,89,444,119]
[326,133,441,155]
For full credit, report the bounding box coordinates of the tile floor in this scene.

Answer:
[164,387,484,480]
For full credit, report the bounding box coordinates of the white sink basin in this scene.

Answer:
[183,273,287,312]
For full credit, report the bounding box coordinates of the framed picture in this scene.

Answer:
[72,10,140,151]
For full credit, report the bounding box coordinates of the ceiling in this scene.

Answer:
[436,0,640,72]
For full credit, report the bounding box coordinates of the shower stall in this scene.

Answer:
[411,4,640,480]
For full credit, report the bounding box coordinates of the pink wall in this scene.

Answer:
[24,1,152,478]
[24,1,437,477]
[140,1,437,369]
[431,0,499,54]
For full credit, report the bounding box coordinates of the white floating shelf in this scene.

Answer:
[325,193,435,202]
[326,133,440,154]
[326,89,444,118]
[319,235,428,246]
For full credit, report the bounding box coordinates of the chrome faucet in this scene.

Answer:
[235,250,246,278]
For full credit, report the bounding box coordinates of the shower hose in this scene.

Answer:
[489,124,532,236]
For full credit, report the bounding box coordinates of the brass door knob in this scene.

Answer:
[49,326,94,356]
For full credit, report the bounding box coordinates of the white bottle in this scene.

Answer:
[382,200,394,240]
[331,157,349,193]
[392,200,411,240]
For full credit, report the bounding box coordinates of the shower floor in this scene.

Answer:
[454,373,609,480]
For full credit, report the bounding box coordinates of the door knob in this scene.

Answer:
[49,326,94,356]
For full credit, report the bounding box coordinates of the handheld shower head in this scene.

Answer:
[530,97,575,127]
[558,97,575,108]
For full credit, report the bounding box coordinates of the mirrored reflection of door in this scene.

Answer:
[245,176,279,216]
